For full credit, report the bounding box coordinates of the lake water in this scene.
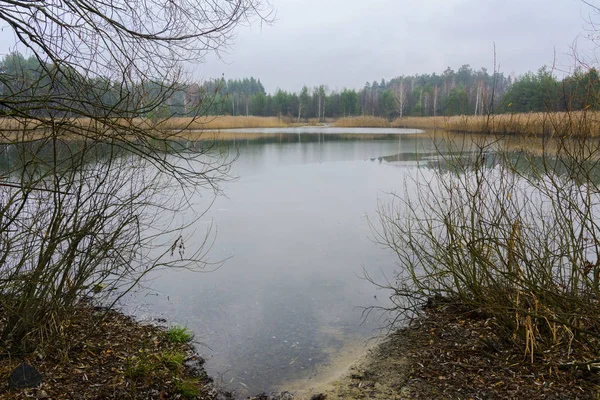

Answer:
[123,128,446,397]
[200,126,423,135]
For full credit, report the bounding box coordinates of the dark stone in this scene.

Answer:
[8,363,42,389]
[310,394,327,400]
[184,355,209,381]
[248,394,270,400]
[248,392,294,400]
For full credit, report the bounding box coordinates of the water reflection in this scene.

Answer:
[121,131,446,396]
[198,126,423,135]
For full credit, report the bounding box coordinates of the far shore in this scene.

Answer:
[2,111,600,144]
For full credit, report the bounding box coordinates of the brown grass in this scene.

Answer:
[0,115,296,142]
[392,111,600,137]
[0,115,290,130]
[177,131,403,142]
[7,112,599,140]
[333,116,390,128]
[155,115,291,130]
[391,116,449,130]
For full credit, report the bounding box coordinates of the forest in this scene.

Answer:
[2,52,599,121]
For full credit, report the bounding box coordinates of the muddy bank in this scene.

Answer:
[252,303,599,400]
[4,302,598,399]
[0,305,230,399]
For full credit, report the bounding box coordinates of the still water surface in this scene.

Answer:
[124,129,443,396]
[202,126,423,135]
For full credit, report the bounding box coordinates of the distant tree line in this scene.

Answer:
[3,53,599,121]
[217,66,600,120]
[0,52,206,120]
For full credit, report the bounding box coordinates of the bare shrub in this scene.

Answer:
[374,128,600,360]
[0,0,272,351]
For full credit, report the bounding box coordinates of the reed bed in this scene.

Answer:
[155,115,292,130]
[0,115,296,143]
[391,116,448,130]
[5,112,600,141]
[0,115,290,132]
[333,116,390,128]
[392,111,600,136]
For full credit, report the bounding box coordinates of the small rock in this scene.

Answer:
[248,392,294,400]
[36,389,48,399]
[310,394,327,400]
[248,394,268,400]
[8,363,42,389]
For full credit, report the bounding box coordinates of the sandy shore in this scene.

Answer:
[251,303,599,400]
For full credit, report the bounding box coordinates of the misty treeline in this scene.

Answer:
[0,52,210,120]
[2,52,599,121]
[218,66,600,119]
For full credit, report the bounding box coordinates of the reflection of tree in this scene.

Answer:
[0,0,271,349]
[423,149,600,186]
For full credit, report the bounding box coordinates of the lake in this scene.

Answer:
[123,128,447,397]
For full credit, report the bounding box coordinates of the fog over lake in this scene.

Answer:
[123,129,446,396]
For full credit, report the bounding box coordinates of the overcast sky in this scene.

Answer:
[196,0,597,93]
[0,0,596,93]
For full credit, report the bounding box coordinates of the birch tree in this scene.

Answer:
[394,81,407,118]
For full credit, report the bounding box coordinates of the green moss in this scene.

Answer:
[167,325,193,343]
[159,351,185,372]
[175,378,201,398]
[125,355,154,380]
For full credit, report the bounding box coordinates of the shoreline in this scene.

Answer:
[2,302,598,399]
[0,305,231,399]
[252,302,599,400]
[4,112,599,143]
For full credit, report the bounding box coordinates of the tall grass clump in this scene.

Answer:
[374,122,600,362]
[391,116,449,130]
[334,116,390,128]
[0,116,291,142]
[167,325,194,343]
[391,111,600,137]
[154,115,290,131]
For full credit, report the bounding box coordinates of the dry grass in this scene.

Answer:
[391,116,449,130]
[333,116,390,128]
[392,111,600,136]
[5,112,600,138]
[0,115,289,130]
[155,115,291,130]
[0,306,216,399]
[0,115,296,142]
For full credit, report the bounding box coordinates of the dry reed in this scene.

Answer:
[392,111,600,136]
[0,116,296,142]
[155,115,291,130]
[0,115,290,131]
[333,116,390,128]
